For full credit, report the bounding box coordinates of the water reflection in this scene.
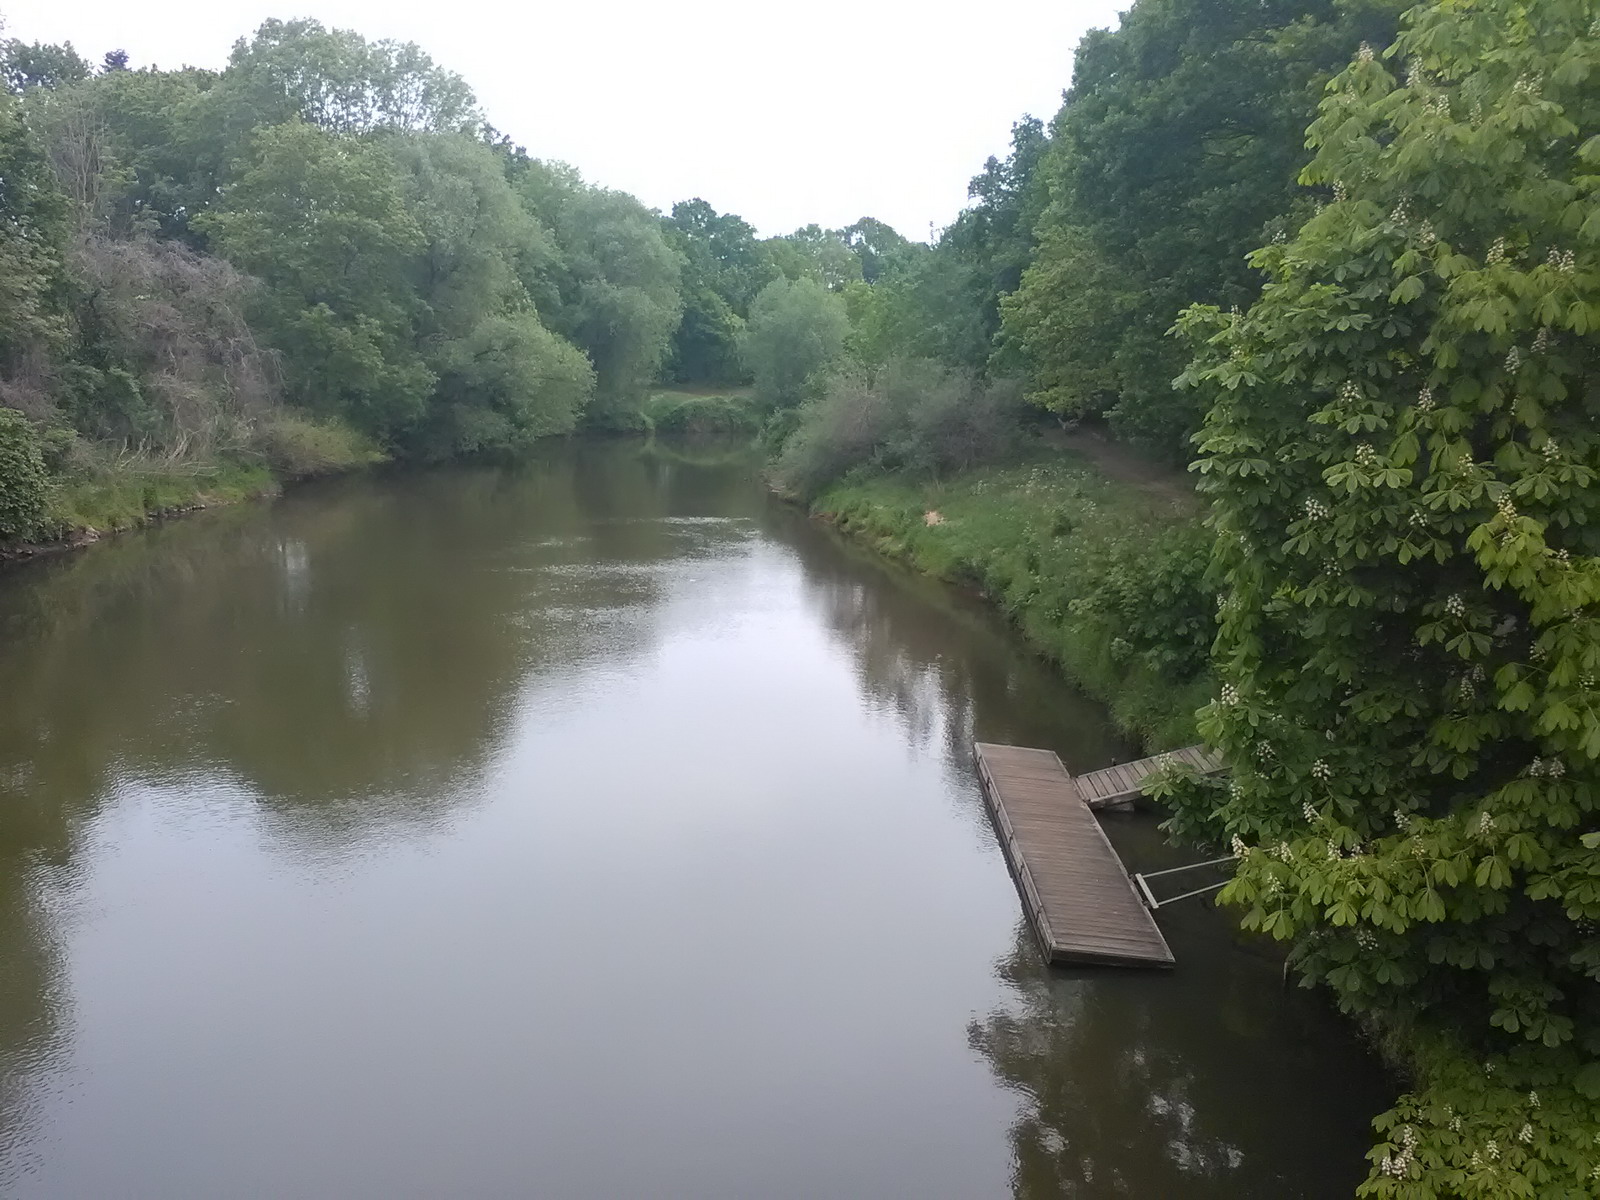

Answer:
[0,441,1388,1198]
[775,506,1139,775]
[968,919,1386,1198]
[774,496,1390,1197]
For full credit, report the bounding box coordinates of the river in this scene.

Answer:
[0,443,1390,1198]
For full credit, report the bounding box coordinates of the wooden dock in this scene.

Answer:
[973,742,1176,968]
[1075,744,1223,810]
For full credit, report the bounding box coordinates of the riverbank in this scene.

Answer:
[2,417,387,564]
[1,463,276,564]
[807,445,1215,751]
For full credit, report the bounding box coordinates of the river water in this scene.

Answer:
[0,443,1390,1198]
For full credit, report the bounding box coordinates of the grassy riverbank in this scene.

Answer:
[810,446,1215,750]
[4,416,386,561]
[45,460,280,540]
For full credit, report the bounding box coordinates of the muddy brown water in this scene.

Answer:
[0,442,1390,1198]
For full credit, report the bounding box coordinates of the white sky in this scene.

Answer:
[1,0,1126,239]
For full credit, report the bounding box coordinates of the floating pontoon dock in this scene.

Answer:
[973,742,1213,968]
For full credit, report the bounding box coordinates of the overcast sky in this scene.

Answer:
[1,0,1127,238]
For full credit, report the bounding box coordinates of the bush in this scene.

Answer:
[1064,520,1214,680]
[772,359,1022,498]
[739,276,849,407]
[0,407,50,540]
[250,412,384,479]
[645,391,761,439]
[65,234,281,454]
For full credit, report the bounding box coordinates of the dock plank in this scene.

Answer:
[1075,745,1225,808]
[973,742,1174,968]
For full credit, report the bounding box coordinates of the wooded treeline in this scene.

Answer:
[756,1,1600,1195]
[0,1,1401,533]
[762,0,1415,492]
[0,17,923,541]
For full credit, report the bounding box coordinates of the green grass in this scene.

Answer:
[44,460,280,537]
[251,412,387,480]
[813,451,1215,750]
[20,413,385,549]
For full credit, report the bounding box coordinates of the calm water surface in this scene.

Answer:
[0,443,1390,1198]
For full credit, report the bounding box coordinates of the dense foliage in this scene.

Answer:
[0,78,68,407]
[1153,1,1600,1192]
[0,407,49,540]
[0,17,741,540]
[64,232,279,453]
[772,360,1021,498]
[661,199,775,385]
[1003,0,1406,455]
[514,159,681,431]
[739,276,849,408]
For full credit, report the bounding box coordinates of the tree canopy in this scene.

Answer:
[1159,0,1600,1190]
[1004,0,1405,454]
[740,275,849,408]
[0,18,695,463]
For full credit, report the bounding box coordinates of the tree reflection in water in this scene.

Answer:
[969,913,1393,1199]
[0,444,758,1180]
[776,501,1391,1199]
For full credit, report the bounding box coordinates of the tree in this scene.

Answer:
[740,276,848,407]
[0,38,90,93]
[945,116,1049,367]
[0,84,69,408]
[214,19,480,138]
[1160,2,1600,1192]
[195,122,433,441]
[667,280,745,385]
[764,224,861,290]
[34,64,226,241]
[101,50,129,73]
[662,198,773,314]
[660,198,775,383]
[1005,0,1404,455]
[0,407,48,540]
[850,118,1046,375]
[997,221,1132,420]
[845,244,991,370]
[837,216,913,285]
[514,160,681,429]
[393,133,592,454]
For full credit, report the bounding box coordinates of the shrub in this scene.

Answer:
[65,234,281,454]
[250,412,383,479]
[772,359,1022,498]
[646,391,761,439]
[1065,520,1214,680]
[0,407,50,540]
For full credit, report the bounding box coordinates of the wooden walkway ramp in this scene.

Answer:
[973,742,1179,968]
[1075,744,1223,810]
